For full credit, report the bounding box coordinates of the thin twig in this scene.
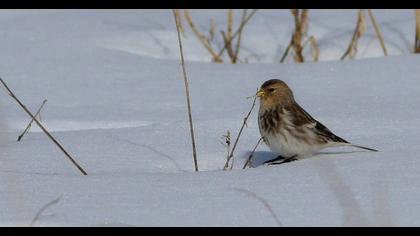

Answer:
[242,137,263,169]
[221,131,231,167]
[216,9,258,59]
[367,9,388,56]
[173,9,185,37]
[280,36,293,63]
[341,9,366,60]
[232,188,282,226]
[415,9,420,53]
[232,9,248,63]
[223,90,258,170]
[173,9,199,172]
[17,99,47,142]
[30,195,62,227]
[280,9,314,63]
[309,36,320,62]
[0,78,88,175]
[221,31,236,62]
[183,9,223,63]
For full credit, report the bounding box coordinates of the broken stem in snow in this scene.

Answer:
[173,9,199,172]
[242,137,263,169]
[30,195,62,227]
[0,78,88,175]
[223,90,258,170]
[17,99,47,142]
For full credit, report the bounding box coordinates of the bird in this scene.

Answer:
[256,79,377,165]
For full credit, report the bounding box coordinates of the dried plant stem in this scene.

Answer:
[0,78,88,175]
[221,131,231,168]
[292,9,307,63]
[30,195,62,227]
[280,9,313,63]
[184,9,223,63]
[173,9,199,172]
[415,9,420,53]
[223,91,258,170]
[17,99,47,142]
[242,137,263,169]
[367,9,388,56]
[280,37,293,63]
[216,9,257,59]
[183,9,256,64]
[233,9,248,63]
[341,10,366,60]
[173,9,185,36]
[309,36,320,62]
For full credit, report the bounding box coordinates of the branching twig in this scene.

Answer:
[367,9,388,56]
[233,9,248,63]
[184,9,223,63]
[17,99,47,142]
[341,9,366,60]
[223,90,258,170]
[184,9,257,64]
[0,78,88,175]
[216,9,258,59]
[30,195,62,227]
[242,137,263,169]
[173,9,199,172]
[280,9,316,63]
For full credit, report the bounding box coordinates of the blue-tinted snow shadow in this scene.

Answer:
[243,150,367,168]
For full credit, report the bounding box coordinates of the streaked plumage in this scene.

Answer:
[257,79,377,165]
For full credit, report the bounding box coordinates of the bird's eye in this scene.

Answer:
[268,88,275,92]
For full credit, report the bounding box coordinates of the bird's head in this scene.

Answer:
[257,79,294,108]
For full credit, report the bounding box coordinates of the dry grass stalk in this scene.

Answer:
[223,91,258,170]
[292,9,307,62]
[341,9,366,60]
[233,188,282,226]
[280,9,317,63]
[216,9,258,61]
[17,99,47,142]
[309,36,320,61]
[173,9,199,172]
[209,18,216,42]
[242,137,263,169]
[30,195,62,227]
[221,131,231,169]
[367,9,388,56]
[233,10,248,63]
[222,9,239,63]
[173,9,185,36]
[184,9,223,63]
[415,9,420,53]
[183,9,257,63]
[0,78,88,175]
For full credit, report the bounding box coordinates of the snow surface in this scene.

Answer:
[1,9,420,226]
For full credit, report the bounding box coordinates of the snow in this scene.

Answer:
[1,9,420,226]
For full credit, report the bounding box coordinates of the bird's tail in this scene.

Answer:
[348,143,378,152]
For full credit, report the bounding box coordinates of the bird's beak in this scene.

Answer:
[256,89,265,98]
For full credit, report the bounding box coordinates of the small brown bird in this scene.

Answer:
[257,79,377,165]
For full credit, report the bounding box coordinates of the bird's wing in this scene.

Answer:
[289,102,349,144]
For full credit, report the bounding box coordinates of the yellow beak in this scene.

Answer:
[256,89,265,97]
